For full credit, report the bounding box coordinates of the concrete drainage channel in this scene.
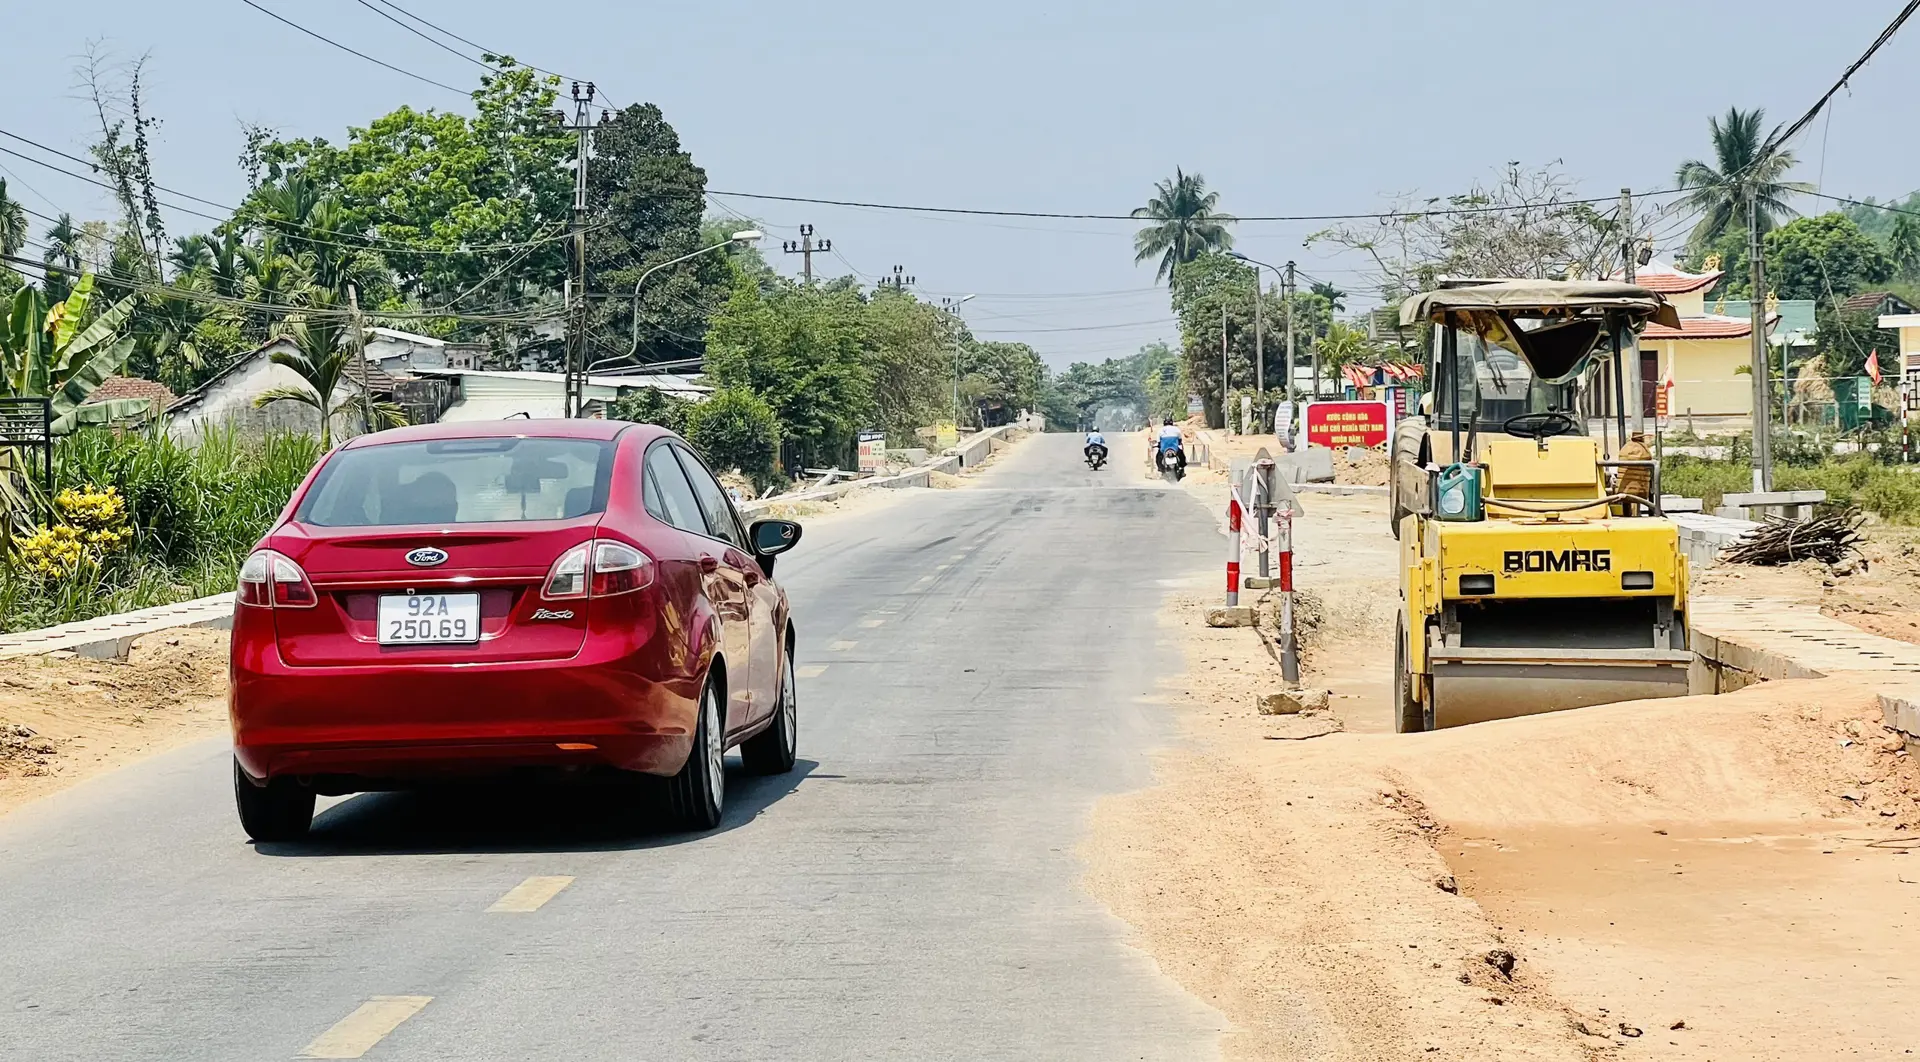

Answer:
[1688,596,1920,745]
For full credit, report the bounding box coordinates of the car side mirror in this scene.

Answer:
[748,519,802,576]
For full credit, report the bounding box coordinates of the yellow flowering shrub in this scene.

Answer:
[11,485,132,577]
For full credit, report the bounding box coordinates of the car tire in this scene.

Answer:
[740,643,798,775]
[1394,616,1426,735]
[233,759,314,842]
[666,679,726,831]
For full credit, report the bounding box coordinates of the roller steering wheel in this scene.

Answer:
[1502,411,1578,440]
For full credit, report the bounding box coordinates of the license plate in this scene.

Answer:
[377,593,480,645]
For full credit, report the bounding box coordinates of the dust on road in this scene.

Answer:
[1087,484,1920,1061]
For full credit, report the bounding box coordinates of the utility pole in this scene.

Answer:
[1620,188,1645,436]
[1284,261,1298,404]
[1747,185,1773,491]
[348,284,372,437]
[563,81,596,418]
[1253,269,1265,409]
[881,265,914,293]
[781,224,831,283]
[1221,303,1230,432]
[942,295,974,426]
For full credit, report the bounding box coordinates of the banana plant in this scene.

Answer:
[1,274,148,433]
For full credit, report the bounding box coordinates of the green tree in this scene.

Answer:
[257,60,572,310]
[39,213,86,302]
[704,276,874,468]
[1316,321,1379,372]
[1675,106,1812,247]
[861,287,953,441]
[0,179,27,257]
[585,104,726,368]
[1813,304,1897,380]
[1131,168,1235,283]
[1888,214,1920,281]
[1168,251,1260,425]
[607,387,692,434]
[1762,213,1892,301]
[958,340,1044,425]
[683,387,781,488]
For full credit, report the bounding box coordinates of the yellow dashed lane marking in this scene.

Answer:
[828,640,857,651]
[797,664,827,678]
[299,996,432,1059]
[859,618,886,628]
[486,875,575,913]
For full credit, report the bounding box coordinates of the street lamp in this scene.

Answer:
[1228,251,1294,405]
[624,229,763,361]
[943,294,975,427]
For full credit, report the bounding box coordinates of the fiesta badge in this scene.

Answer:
[405,547,449,568]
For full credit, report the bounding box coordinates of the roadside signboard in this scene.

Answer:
[857,430,886,473]
[1303,400,1389,448]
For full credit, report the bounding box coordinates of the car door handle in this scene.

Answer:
[698,554,720,574]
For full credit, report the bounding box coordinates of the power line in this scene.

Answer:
[1805,189,1920,218]
[366,0,621,108]
[235,0,468,95]
[1762,2,1920,159]
[348,0,500,73]
[706,186,1688,223]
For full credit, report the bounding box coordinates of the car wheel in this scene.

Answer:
[741,643,798,775]
[233,759,314,842]
[666,679,726,830]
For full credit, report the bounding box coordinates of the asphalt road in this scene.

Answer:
[0,432,1226,1061]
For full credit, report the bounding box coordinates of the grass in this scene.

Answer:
[1662,453,1920,523]
[1,424,320,633]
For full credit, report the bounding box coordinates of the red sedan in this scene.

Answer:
[227,419,803,841]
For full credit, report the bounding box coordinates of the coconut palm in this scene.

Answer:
[1310,281,1347,311]
[40,213,85,302]
[0,178,28,258]
[1131,169,1236,283]
[1675,107,1814,246]
[252,292,403,448]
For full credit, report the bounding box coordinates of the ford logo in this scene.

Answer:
[405,547,449,568]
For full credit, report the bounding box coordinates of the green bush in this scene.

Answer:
[2,423,320,632]
[683,387,781,489]
[1662,451,1920,525]
[607,388,693,434]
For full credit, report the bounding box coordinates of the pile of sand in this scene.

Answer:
[0,627,231,815]
[1334,445,1389,486]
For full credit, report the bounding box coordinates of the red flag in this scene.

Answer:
[1867,349,1882,386]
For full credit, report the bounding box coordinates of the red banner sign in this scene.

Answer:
[1305,400,1389,448]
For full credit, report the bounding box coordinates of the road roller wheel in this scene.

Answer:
[1394,615,1427,734]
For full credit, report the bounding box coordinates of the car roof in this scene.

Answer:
[340,418,670,449]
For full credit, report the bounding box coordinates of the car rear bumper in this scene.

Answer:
[231,643,700,783]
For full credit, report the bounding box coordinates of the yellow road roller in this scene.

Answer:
[1389,280,1693,732]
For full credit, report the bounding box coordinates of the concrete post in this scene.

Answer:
[1278,500,1298,684]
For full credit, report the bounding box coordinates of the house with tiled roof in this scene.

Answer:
[81,376,176,422]
[1619,259,1776,427]
[166,336,399,443]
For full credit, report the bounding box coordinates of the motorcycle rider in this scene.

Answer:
[1083,428,1108,468]
[1155,417,1186,475]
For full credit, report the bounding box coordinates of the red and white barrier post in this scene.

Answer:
[1277,500,1299,683]
[1225,489,1243,607]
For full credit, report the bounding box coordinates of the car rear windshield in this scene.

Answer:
[295,436,616,527]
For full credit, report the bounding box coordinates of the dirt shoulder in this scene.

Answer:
[1699,521,1920,647]
[1086,489,1920,1060]
[0,627,230,817]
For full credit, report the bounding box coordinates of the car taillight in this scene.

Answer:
[543,543,589,599]
[590,540,654,597]
[542,539,654,600]
[236,549,316,609]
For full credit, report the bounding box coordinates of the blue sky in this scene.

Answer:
[3,1,1916,368]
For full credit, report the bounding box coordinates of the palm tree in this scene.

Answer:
[1310,281,1347,311]
[253,292,402,447]
[1675,107,1813,247]
[0,178,28,257]
[1131,168,1235,283]
[40,213,84,302]
[168,234,213,278]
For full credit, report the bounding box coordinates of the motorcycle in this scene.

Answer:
[1155,442,1186,482]
[1084,443,1108,470]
